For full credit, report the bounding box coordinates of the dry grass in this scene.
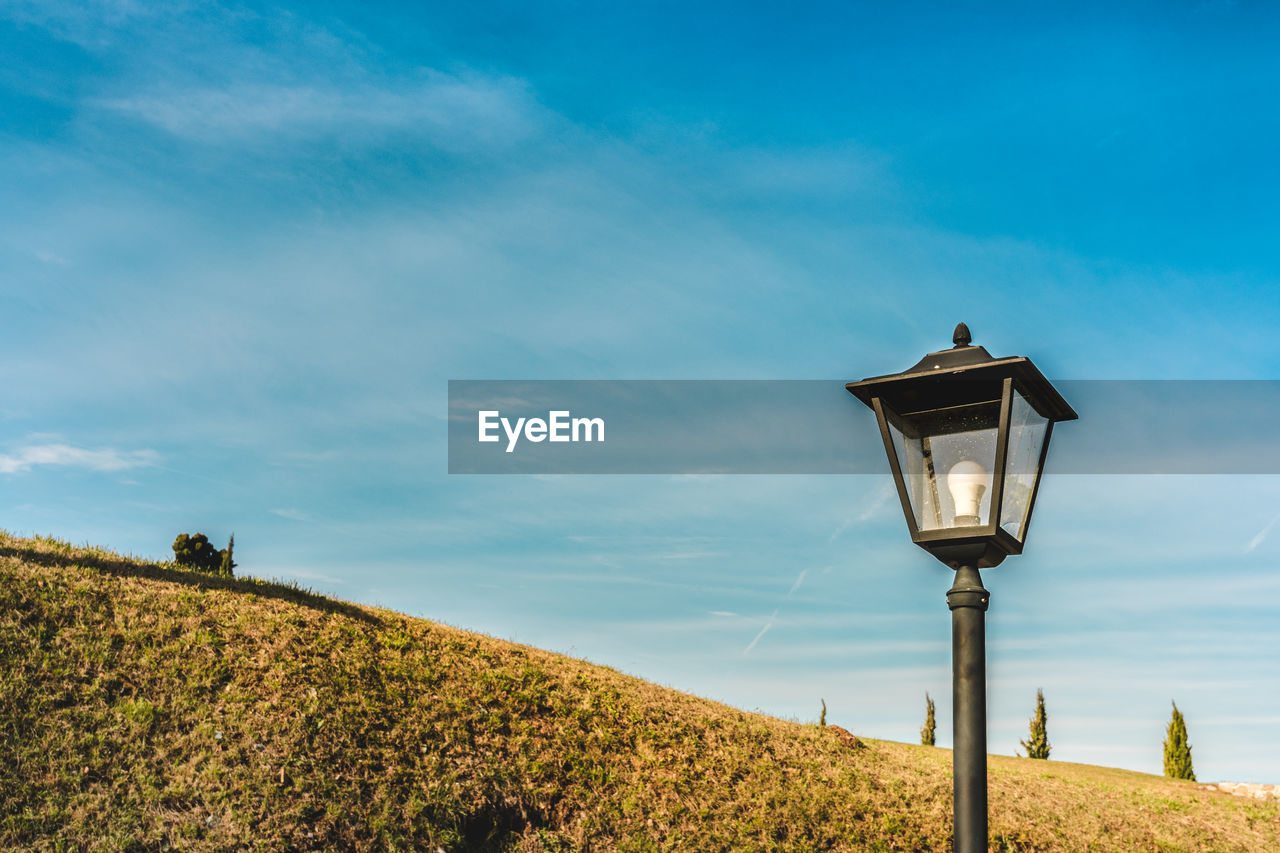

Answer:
[1,532,1276,851]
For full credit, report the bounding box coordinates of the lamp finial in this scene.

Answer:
[953,322,972,348]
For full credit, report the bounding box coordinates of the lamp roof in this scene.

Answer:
[846,323,1078,422]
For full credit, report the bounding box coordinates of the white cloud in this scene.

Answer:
[16,3,546,155]
[787,568,808,596]
[829,479,895,541]
[656,551,727,560]
[0,443,158,474]
[1245,511,1280,552]
[263,567,346,585]
[718,146,888,197]
[743,608,778,655]
[859,479,896,521]
[95,74,542,151]
[35,250,70,265]
[1,0,168,49]
[270,508,312,522]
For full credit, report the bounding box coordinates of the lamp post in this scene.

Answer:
[846,323,1076,853]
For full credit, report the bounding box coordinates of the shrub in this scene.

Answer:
[172,532,235,578]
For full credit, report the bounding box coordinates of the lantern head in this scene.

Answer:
[847,323,1077,569]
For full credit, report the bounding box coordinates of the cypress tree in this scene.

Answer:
[219,533,236,578]
[819,698,827,727]
[921,692,936,746]
[1020,688,1051,759]
[1163,701,1196,781]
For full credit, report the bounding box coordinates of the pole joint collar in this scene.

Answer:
[946,565,990,612]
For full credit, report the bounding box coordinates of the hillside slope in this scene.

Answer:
[1,534,1277,851]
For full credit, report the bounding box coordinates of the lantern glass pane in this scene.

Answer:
[886,403,1000,531]
[999,389,1049,542]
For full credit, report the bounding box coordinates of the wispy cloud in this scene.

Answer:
[787,568,808,596]
[1,0,169,49]
[1245,511,1280,552]
[858,480,896,521]
[267,567,346,585]
[829,480,895,541]
[270,508,312,523]
[656,550,727,560]
[95,74,542,151]
[743,609,778,655]
[717,145,889,198]
[0,443,157,474]
[13,0,540,164]
[35,250,70,265]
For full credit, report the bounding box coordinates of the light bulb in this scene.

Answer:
[947,460,988,526]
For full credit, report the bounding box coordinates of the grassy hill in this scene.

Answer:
[2,534,1277,852]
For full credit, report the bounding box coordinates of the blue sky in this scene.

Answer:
[4,1,1280,782]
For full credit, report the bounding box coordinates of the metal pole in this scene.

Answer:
[947,564,989,853]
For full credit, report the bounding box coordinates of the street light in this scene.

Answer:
[846,323,1076,853]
